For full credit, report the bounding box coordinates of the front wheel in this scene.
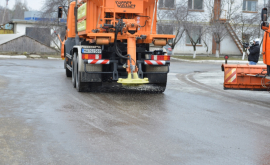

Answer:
[65,59,72,77]
[72,54,76,88]
[75,54,86,92]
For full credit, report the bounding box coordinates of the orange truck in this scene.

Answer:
[58,0,175,92]
[222,8,270,90]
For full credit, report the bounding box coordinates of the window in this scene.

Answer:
[158,24,174,43]
[188,0,203,10]
[159,0,175,9]
[186,27,202,44]
[26,27,51,46]
[242,33,251,42]
[157,24,174,34]
[243,0,257,12]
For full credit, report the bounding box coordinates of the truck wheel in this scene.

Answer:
[75,54,86,92]
[72,54,76,88]
[65,59,72,77]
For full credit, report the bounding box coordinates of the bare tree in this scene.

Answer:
[224,1,264,60]
[204,0,225,58]
[201,27,212,57]
[157,0,189,55]
[164,1,189,52]
[233,11,260,59]
[0,6,11,25]
[0,0,29,25]
[11,0,29,19]
[34,0,73,50]
[224,0,242,20]
[203,0,242,58]
[184,21,208,58]
[211,21,230,58]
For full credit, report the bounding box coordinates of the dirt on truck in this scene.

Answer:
[58,0,175,93]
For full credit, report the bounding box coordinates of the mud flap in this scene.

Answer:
[81,72,102,82]
[145,65,168,84]
[81,64,102,82]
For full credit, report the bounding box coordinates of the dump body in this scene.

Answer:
[61,0,175,92]
[64,0,174,49]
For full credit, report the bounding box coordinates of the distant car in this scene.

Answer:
[163,44,173,55]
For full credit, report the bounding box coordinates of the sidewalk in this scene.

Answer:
[171,57,265,65]
[0,55,62,60]
[0,55,27,59]
[0,54,264,64]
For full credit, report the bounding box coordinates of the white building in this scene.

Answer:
[158,0,265,55]
[5,11,66,49]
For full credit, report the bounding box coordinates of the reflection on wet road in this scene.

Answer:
[0,59,270,164]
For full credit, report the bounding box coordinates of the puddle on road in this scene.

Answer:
[194,71,207,73]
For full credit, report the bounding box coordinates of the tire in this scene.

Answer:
[72,54,76,88]
[155,83,166,93]
[75,53,86,92]
[65,59,72,77]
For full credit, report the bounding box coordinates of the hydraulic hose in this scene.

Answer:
[114,21,129,59]
[114,20,136,77]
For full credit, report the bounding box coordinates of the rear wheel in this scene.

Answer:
[155,83,166,93]
[145,72,167,93]
[65,59,72,77]
[72,54,76,88]
[76,54,86,92]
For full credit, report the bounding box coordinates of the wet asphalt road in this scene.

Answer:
[0,59,270,165]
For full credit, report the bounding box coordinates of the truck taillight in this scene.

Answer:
[82,54,102,60]
[151,55,170,61]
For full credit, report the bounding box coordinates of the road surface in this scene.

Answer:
[0,59,270,165]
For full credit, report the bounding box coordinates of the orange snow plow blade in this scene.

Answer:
[221,64,270,90]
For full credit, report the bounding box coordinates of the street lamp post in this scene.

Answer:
[1,0,9,25]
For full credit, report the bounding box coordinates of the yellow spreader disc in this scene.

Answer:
[117,73,149,85]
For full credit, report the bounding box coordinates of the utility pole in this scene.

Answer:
[1,0,9,25]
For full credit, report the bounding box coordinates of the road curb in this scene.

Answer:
[0,55,27,59]
[0,55,62,60]
[171,57,264,64]
[29,55,41,58]
[48,57,62,60]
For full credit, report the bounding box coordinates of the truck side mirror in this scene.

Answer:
[261,8,267,22]
[58,7,63,18]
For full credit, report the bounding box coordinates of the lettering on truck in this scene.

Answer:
[115,1,136,9]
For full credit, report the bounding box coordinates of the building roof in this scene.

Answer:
[0,34,57,52]
[8,19,66,25]
[0,34,25,45]
[9,19,40,25]
[0,19,34,26]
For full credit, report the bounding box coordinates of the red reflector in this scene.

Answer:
[224,55,229,60]
[82,54,102,60]
[151,55,170,61]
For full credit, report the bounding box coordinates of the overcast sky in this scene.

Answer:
[1,0,44,11]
